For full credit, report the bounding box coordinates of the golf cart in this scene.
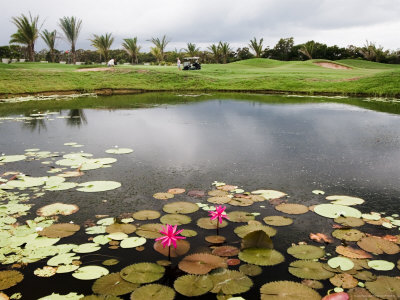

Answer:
[183,57,201,70]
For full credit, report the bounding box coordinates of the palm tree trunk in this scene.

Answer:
[29,44,35,62]
[72,45,76,64]
[51,50,55,63]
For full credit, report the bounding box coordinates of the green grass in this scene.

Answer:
[1,58,400,97]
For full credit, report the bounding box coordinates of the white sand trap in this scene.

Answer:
[75,67,115,72]
[314,62,351,70]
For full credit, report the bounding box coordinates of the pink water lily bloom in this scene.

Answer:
[155,224,186,248]
[209,205,229,224]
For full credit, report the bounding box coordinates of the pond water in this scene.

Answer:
[0,93,399,299]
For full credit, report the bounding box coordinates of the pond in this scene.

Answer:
[0,93,399,299]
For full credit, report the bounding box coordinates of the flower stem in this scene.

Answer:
[217,221,219,235]
[168,245,171,261]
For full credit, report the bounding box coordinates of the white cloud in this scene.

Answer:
[1,0,399,51]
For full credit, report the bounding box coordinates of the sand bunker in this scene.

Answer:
[314,62,352,70]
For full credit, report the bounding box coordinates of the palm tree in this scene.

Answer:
[219,41,232,64]
[207,43,221,63]
[89,33,114,62]
[299,41,315,60]
[10,13,40,62]
[149,35,170,62]
[150,47,162,63]
[249,37,263,58]
[185,43,200,57]
[40,29,57,62]
[58,16,82,64]
[122,37,141,64]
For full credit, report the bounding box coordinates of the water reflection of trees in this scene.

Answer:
[66,109,87,127]
[22,114,47,133]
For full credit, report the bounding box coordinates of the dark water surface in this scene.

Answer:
[1,93,400,299]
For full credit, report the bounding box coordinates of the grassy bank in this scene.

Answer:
[1,58,400,97]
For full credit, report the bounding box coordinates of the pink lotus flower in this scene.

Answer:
[209,205,229,224]
[155,224,186,248]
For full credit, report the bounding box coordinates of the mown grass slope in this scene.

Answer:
[1,58,399,96]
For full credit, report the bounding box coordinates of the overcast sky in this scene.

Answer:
[2,0,400,52]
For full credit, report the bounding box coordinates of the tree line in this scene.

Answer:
[2,13,400,65]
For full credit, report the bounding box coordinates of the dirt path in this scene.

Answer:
[314,62,352,70]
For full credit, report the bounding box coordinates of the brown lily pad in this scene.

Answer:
[197,218,228,230]
[263,216,293,226]
[153,240,190,257]
[187,190,205,197]
[106,223,136,234]
[162,201,199,214]
[227,211,255,223]
[92,272,139,296]
[0,270,24,290]
[329,273,358,288]
[229,197,254,207]
[336,245,372,259]
[167,188,185,194]
[334,216,365,227]
[347,287,379,300]
[205,235,226,244]
[365,276,400,300]
[275,203,309,215]
[301,279,324,289]
[260,280,321,300]
[132,210,160,221]
[178,253,227,275]
[208,190,228,197]
[136,223,163,239]
[332,229,366,242]
[207,196,231,204]
[153,193,174,200]
[216,185,238,191]
[357,236,400,255]
[212,246,240,257]
[39,223,80,238]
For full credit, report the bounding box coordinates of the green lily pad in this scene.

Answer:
[328,257,355,271]
[207,196,231,204]
[367,260,395,271]
[160,213,191,225]
[181,229,198,237]
[260,280,322,300]
[334,216,365,227]
[73,243,101,253]
[92,272,139,296]
[120,263,165,284]
[130,284,175,300]
[289,260,334,280]
[241,230,273,250]
[239,264,263,276]
[0,270,24,290]
[56,264,80,273]
[238,248,285,266]
[72,266,109,280]
[37,292,84,300]
[132,210,161,220]
[93,235,112,245]
[326,195,364,206]
[48,253,80,266]
[0,155,26,163]
[107,232,128,240]
[227,211,256,223]
[314,204,362,218]
[120,237,146,248]
[162,201,199,214]
[85,226,106,235]
[209,269,253,294]
[251,190,286,199]
[45,182,78,191]
[7,176,47,188]
[234,223,276,238]
[105,148,133,154]
[287,244,325,260]
[174,275,213,297]
[263,216,293,226]
[332,229,366,242]
[76,181,121,192]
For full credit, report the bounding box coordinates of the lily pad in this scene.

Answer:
[275,203,309,215]
[0,270,23,290]
[160,214,191,225]
[263,216,293,226]
[367,260,395,271]
[332,229,366,242]
[335,245,372,259]
[365,276,400,300]
[326,195,364,206]
[174,275,213,297]
[227,211,255,223]
[212,246,240,257]
[197,217,228,230]
[132,210,160,220]
[105,148,133,154]
[130,284,175,300]
[260,280,321,300]
[34,266,57,277]
[0,155,26,163]
[234,223,276,238]
[330,273,358,289]
[207,196,231,204]
[334,216,365,227]
[120,237,146,249]
[120,263,165,284]
[153,193,174,200]
[327,257,355,271]
[38,293,84,300]
[72,266,109,280]
[56,264,80,273]
[92,272,139,296]
[210,270,253,295]
[239,248,284,266]
[288,260,334,280]
[357,236,400,255]
[181,229,197,237]
[251,190,287,200]
[37,203,79,217]
[136,223,163,239]
[77,181,121,192]
[239,264,262,276]
[241,230,273,250]
[39,223,80,238]
[178,253,227,275]
[162,202,199,214]
[229,197,254,206]
[287,244,325,260]
[47,253,80,266]
[167,188,185,194]
[73,243,101,253]
[154,240,190,257]
[106,224,136,234]
[314,204,362,219]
